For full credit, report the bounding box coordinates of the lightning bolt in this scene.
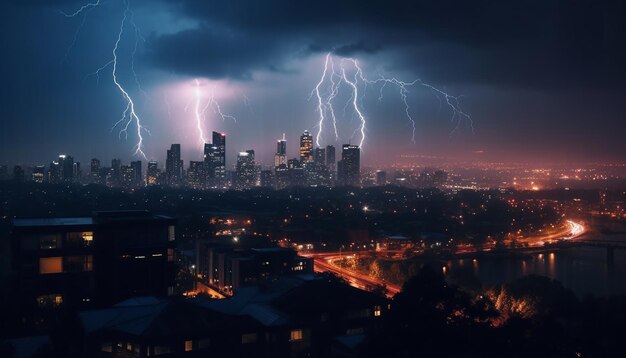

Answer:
[340,58,367,148]
[188,79,237,147]
[311,52,473,147]
[193,79,208,144]
[64,0,148,159]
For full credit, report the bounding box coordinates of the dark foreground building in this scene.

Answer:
[11,211,177,311]
[77,275,387,357]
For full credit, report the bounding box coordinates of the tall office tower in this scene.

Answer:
[314,147,326,166]
[203,143,220,182]
[120,165,135,189]
[274,134,287,168]
[299,130,313,163]
[187,161,206,189]
[49,161,61,184]
[376,170,387,186]
[212,132,226,180]
[111,158,122,187]
[146,161,159,186]
[32,165,45,183]
[58,154,74,182]
[166,144,183,186]
[326,145,336,165]
[32,165,46,183]
[337,144,360,186]
[130,161,142,187]
[235,150,256,189]
[90,158,101,183]
[73,162,81,181]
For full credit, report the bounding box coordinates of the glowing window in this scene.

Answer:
[374,305,382,317]
[39,257,62,274]
[168,226,175,241]
[167,248,174,262]
[290,329,303,342]
[184,340,193,352]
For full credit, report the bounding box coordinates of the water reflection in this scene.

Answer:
[447,247,626,297]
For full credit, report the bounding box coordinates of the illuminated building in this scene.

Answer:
[146,160,159,186]
[187,160,206,189]
[78,275,387,357]
[130,160,142,187]
[235,150,257,189]
[274,133,287,168]
[337,144,360,186]
[165,144,183,186]
[11,211,176,310]
[90,158,101,184]
[48,160,61,184]
[32,165,45,183]
[299,130,313,163]
[376,170,387,186]
[212,132,226,181]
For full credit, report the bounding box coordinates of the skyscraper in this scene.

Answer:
[314,147,326,166]
[90,158,101,183]
[111,158,122,187]
[212,132,226,181]
[166,144,183,186]
[235,150,256,189]
[326,145,336,167]
[48,161,61,184]
[299,130,313,163]
[130,160,142,187]
[337,144,360,186]
[32,165,45,183]
[274,133,287,168]
[59,154,74,183]
[146,161,159,186]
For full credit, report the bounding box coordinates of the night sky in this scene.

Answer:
[1,0,625,167]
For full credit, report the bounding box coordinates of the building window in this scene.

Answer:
[290,329,303,342]
[374,305,382,317]
[168,226,175,241]
[241,333,257,344]
[36,294,63,308]
[39,234,62,249]
[67,232,93,247]
[39,257,63,274]
[167,248,174,262]
[184,340,193,352]
[64,255,93,272]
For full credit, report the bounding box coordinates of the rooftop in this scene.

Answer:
[13,211,174,228]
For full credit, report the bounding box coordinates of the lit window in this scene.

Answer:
[374,305,381,317]
[241,333,257,344]
[167,249,174,262]
[168,226,175,241]
[290,329,303,342]
[39,257,62,274]
[37,294,63,307]
[82,231,94,245]
[184,340,193,352]
[101,343,112,353]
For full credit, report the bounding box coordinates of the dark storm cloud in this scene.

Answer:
[148,0,626,89]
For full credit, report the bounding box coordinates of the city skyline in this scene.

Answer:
[1,1,625,166]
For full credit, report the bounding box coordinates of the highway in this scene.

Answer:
[301,219,586,298]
